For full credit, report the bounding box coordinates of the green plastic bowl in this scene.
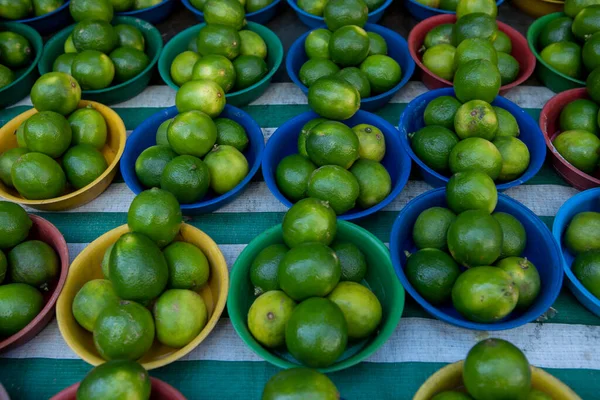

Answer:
[38,16,163,105]
[0,22,43,109]
[227,221,405,373]
[158,22,283,107]
[527,12,586,93]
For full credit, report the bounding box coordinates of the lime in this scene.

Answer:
[306,120,360,168]
[307,77,360,120]
[176,80,226,118]
[64,34,77,53]
[11,152,66,200]
[454,99,498,140]
[448,209,502,267]
[539,16,575,48]
[323,0,369,31]
[0,32,32,69]
[424,96,462,130]
[412,206,456,250]
[494,106,520,137]
[162,241,210,290]
[454,38,498,68]
[560,99,599,134]
[72,279,120,332]
[188,36,198,52]
[456,0,497,18]
[492,211,526,258]
[196,24,241,60]
[453,12,498,44]
[262,368,339,400]
[153,289,207,348]
[250,244,288,295]
[0,0,31,19]
[248,290,295,348]
[0,148,29,188]
[496,257,540,309]
[299,59,340,87]
[424,24,455,48]
[349,159,391,209]
[565,0,600,17]
[204,145,249,194]
[588,66,600,103]
[76,360,151,400]
[167,110,217,157]
[170,51,200,87]
[72,20,117,54]
[572,5,600,41]
[447,171,497,214]
[454,59,501,103]
[68,106,108,149]
[0,283,43,337]
[328,281,381,339]
[493,136,530,181]
[0,64,14,89]
[422,44,456,81]
[540,42,582,79]
[114,24,145,51]
[203,0,245,30]
[109,47,149,83]
[192,54,236,93]
[233,55,268,90]
[363,0,385,10]
[215,118,248,151]
[497,52,520,85]
[69,0,114,22]
[127,188,182,247]
[16,123,27,147]
[307,165,360,214]
[298,118,326,157]
[353,123,385,161]
[527,390,553,400]
[305,29,332,59]
[432,392,473,400]
[134,0,162,9]
[101,243,113,278]
[8,240,58,291]
[0,251,5,284]
[572,250,600,299]
[0,202,31,249]
[553,130,600,174]
[297,0,327,15]
[282,197,337,248]
[360,54,401,94]
[72,50,116,90]
[410,125,460,173]
[156,118,172,146]
[492,31,512,53]
[276,154,316,202]
[337,67,371,98]
[406,248,461,305]
[365,33,387,57]
[135,145,177,188]
[62,145,108,190]
[583,32,600,73]
[449,137,502,180]
[160,155,211,204]
[330,25,370,67]
[24,111,72,158]
[564,211,600,255]
[331,241,366,282]
[52,53,76,75]
[31,72,81,116]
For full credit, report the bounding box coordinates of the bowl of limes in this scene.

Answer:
[0,0,71,35]
[286,0,393,28]
[390,186,563,331]
[399,87,546,190]
[286,23,415,111]
[115,0,176,25]
[405,0,505,22]
[182,0,282,24]
[38,16,162,105]
[0,202,69,353]
[553,188,600,317]
[228,200,404,373]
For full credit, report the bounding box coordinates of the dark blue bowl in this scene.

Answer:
[116,0,176,24]
[120,105,265,214]
[398,87,546,191]
[262,109,411,221]
[553,188,600,317]
[286,0,393,28]
[2,0,71,35]
[286,23,416,112]
[390,187,564,331]
[404,0,505,21]
[181,0,282,24]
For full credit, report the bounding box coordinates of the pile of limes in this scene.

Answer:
[75,360,152,399]
[170,0,269,91]
[0,72,114,200]
[564,210,600,300]
[52,0,152,90]
[407,171,541,323]
[190,0,274,14]
[0,0,64,20]
[411,95,530,182]
[297,0,386,18]
[276,117,391,215]
[421,0,520,86]
[0,30,33,90]
[71,188,211,360]
[0,202,59,338]
[262,368,339,400]
[247,198,383,368]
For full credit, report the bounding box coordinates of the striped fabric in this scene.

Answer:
[0,83,598,400]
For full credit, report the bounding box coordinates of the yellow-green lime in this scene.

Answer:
[64,34,76,53]
[493,136,530,181]
[0,283,43,337]
[496,257,541,309]
[298,118,327,157]
[167,110,217,157]
[410,125,459,173]
[424,96,462,130]
[160,155,211,204]
[305,28,331,59]
[62,145,108,190]
[239,30,267,59]
[52,53,76,75]
[328,281,382,339]
[494,106,520,137]
[72,279,120,332]
[31,72,81,116]
[68,106,108,149]
[527,390,554,400]
[176,80,226,118]
[0,202,31,249]
[446,171,498,214]
[297,0,328,15]
[153,289,207,347]
[406,248,461,305]
[422,44,456,81]
[282,197,337,248]
[412,206,456,250]
[276,154,316,202]
[72,50,115,90]
[250,244,288,295]
[540,42,581,79]
[114,24,145,51]
[353,123,385,161]
[101,243,113,279]
[449,137,502,180]
[204,145,249,194]
[456,0,497,19]
[0,0,31,20]
[307,165,360,214]
[308,77,360,120]
[492,31,512,53]
[76,360,151,400]
[299,59,340,87]
[349,159,391,209]
[368,31,388,55]
[454,99,498,140]
[553,130,600,174]
[192,54,236,93]
[248,290,296,348]
[455,38,498,69]
[24,110,72,158]
[170,51,201,87]
[16,123,27,147]
[134,0,162,9]
[35,0,64,16]
[492,211,526,258]
[215,118,249,151]
[163,241,209,290]
[323,0,369,31]
[454,59,501,103]
[0,148,29,188]
[156,118,172,146]
[11,152,66,200]
[359,54,401,93]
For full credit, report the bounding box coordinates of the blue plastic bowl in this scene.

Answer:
[116,0,176,25]
[2,0,71,35]
[181,0,282,24]
[262,109,412,221]
[390,187,564,331]
[120,105,265,214]
[286,23,416,112]
[405,0,505,21]
[552,188,600,317]
[286,0,393,28]
[398,87,546,191]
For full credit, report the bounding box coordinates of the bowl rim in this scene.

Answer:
[2,0,70,24]
[0,214,69,353]
[285,0,393,20]
[405,0,505,14]
[157,21,284,97]
[408,14,537,92]
[38,16,164,95]
[398,87,546,190]
[285,23,416,104]
[227,220,405,373]
[390,187,564,331]
[527,11,587,86]
[262,109,412,220]
[181,0,283,18]
[49,376,187,400]
[0,22,43,95]
[116,0,173,16]
[0,100,127,207]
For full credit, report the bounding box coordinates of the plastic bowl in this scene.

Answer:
[263,110,411,220]
[0,22,43,109]
[553,188,600,317]
[120,105,264,214]
[390,187,564,331]
[56,223,229,370]
[0,100,126,211]
[116,0,176,24]
[286,23,416,111]
[182,0,282,24]
[405,0,504,22]
[228,220,405,373]
[409,14,536,95]
[512,0,564,18]
[0,214,69,354]
[286,0,393,28]
[413,361,582,400]
[2,1,71,35]
[539,88,600,190]
[399,87,546,190]
[38,16,163,105]
[528,12,586,93]
[158,22,283,107]
[50,377,186,400]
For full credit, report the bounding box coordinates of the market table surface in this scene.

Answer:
[1,2,599,399]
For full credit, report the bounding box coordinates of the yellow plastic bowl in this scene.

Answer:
[56,223,229,370]
[512,0,564,18]
[413,361,582,400]
[0,101,126,211]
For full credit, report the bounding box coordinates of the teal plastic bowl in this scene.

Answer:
[38,16,163,105]
[158,22,283,107]
[0,22,43,109]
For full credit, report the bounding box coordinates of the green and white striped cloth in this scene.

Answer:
[0,83,598,399]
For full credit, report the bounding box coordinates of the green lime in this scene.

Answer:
[363,0,385,10]
[349,159,391,209]
[135,145,177,188]
[282,197,337,248]
[305,28,332,59]
[297,0,327,15]
[114,24,145,51]
[330,25,370,67]
[262,368,339,400]
[0,202,31,249]
[62,145,108,190]
[0,251,5,284]
[367,32,387,56]
[492,31,512,53]
[233,55,268,90]
[454,99,498,140]
[170,51,201,87]
[540,41,582,79]
[68,106,108,149]
[52,53,76,75]
[8,240,58,291]
[153,289,207,348]
[298,118,327,157]
[553,130,600,174]
[238,30,267,60]
[328,281,381,339]
[307,77,360,120]
[176,80,226,118]
[323,0,369,31]
[454,59,501,103]
[412,206,456,250]
[307,165,360,214]
[448,209,502,267]
[134,0,162,9]
[410,125,460,173]
[276,154,316,202]
[306,120,359,168]
[250,244,288,295]
[72,279,120,332]
[24,110,72,158]
[0,0,32,19]
[167,110,217,157]
[112,0,135,12]
[424,24,455,48]
[565,0,600,17]
[337,67,371,98]
[454,38,498,68]
[72,50,116,90]
[64,34,76,53]
[0,148,29,188]
[109,47,149,83]
[422,44,457,81]
[0,283,43,337]
[572,250,600,299]
[101,243,113,279]
[299,59,340,87]
[0,31,32,69]
[496,257,541,309]
[572,5,600,40]
[196,24,241,60]
[565,211,600,255]
[423,96,462,130]
[432,392,473,400]
[11,152,66,200]
[446,171,498,214]
[34,0,64,15]
[156,118,172,146]
[494,106,520,137]
[353,123,385,161]
[214,118,248,151]
[188,36,198,52]
[588,66,600,103]
[248,290,296,348]
[456,0,497,18]
[126,189,182,248]
[406,248,461,305]
[0,64,14,89]
[331,241,366,282]
[160,155,211,204]
[204,145,249,194]
[203,0,245,30]
[527,390,553,400]
[16,122,27,148]
[72,20,117,54]
[449,137,502,179]
[453,12,498,44]
[497,51,520,85]
[192,54,236,93]
[539,16,575,48]
[493,136,530,181]
[492,211,526,258]
[359,54,401,94]
[31,72,81,116]
[560,99,599,134]
[163,241,210,290]
[76,360,151,400]
[583,32,600,73]
[69,0,114,22]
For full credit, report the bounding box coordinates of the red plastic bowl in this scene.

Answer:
[50,377,187,399]
[540,88,600,190]
[408,14,536,94]
[0,214,69,353]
